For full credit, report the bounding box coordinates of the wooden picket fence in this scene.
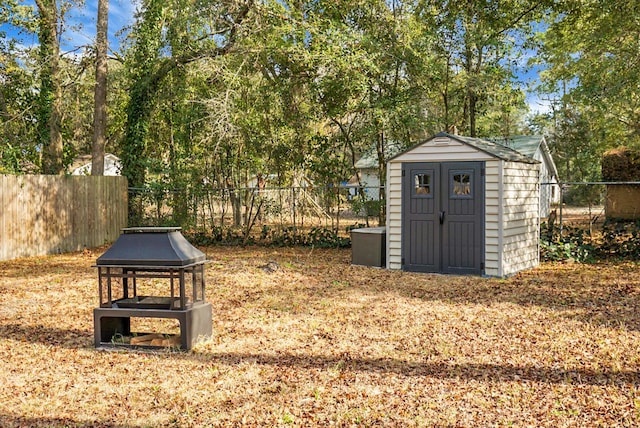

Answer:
[0,175,128,261]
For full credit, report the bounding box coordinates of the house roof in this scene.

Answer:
[491,135,543,158]
[492,135,559,180]
[355,141,405,169]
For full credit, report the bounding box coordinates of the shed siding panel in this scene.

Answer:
[500,162,539,276]
[393,140,494,163]
[483,161,501,276]
[387,161,403,269]
[395,152,494,162]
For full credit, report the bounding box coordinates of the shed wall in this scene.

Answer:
[483,161,502,276]
[500,162,540,276]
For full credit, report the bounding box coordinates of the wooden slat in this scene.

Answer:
[0,175,128,261]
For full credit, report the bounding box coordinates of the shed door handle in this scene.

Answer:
[439,211,446,225]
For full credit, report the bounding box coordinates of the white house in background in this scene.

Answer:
[493,135,560,218]
[71,153,122,176]
[243,172,330,220]
[351,141,405,200]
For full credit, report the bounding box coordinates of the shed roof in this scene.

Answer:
[453,134,538,163]
[389,132,539,164]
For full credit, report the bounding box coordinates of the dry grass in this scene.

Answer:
[0,246,639,427]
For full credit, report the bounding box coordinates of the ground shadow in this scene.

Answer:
[186,350,640,387]
[4,323,637,388]
[0,415,136,428]
[0,323,93,349]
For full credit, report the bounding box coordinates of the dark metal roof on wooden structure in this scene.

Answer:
[96,227,206,267]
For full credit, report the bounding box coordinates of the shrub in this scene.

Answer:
[540,220,640,262]
[598,219,640,259]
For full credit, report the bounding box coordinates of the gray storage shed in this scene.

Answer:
[386,132,540,277]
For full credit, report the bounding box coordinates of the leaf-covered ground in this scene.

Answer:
[0,246,639,427]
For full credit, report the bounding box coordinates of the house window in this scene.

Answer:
[414,173,432,196]
[451,171,472,198]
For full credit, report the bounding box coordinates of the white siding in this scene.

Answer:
[533,143,560,218]
[386,161,403,270]
[483,160,501,277]
[537,154,560,218]
[392,139,494,163]
[500,162,540,276]
[360,169,382,200]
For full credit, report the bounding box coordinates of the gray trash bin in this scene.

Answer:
[350,227,386,267]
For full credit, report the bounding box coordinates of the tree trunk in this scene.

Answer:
[231,191,243,227]
[36,0,64,174]
[92,0,109,176]
[468,90,477,137]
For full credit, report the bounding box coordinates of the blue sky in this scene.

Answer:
[520,55,552,115]
[519,60,551,115]
[2,0,136,55]
[63,0,136,53]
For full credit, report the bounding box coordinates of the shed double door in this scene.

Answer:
[402,162,484,275]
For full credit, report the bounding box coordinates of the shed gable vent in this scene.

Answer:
[432,137,450,145]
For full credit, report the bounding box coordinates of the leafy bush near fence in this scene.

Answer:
[187,224,354,248]
[599,220,640,258]
[539,226,596,263]
[540,219,640,262]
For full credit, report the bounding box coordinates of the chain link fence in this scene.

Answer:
[128,181,640,256]
[542,182,640,231]
[128,184,385,244]
[541,182,640,261]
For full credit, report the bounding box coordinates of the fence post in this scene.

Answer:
[559,183,564,236]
